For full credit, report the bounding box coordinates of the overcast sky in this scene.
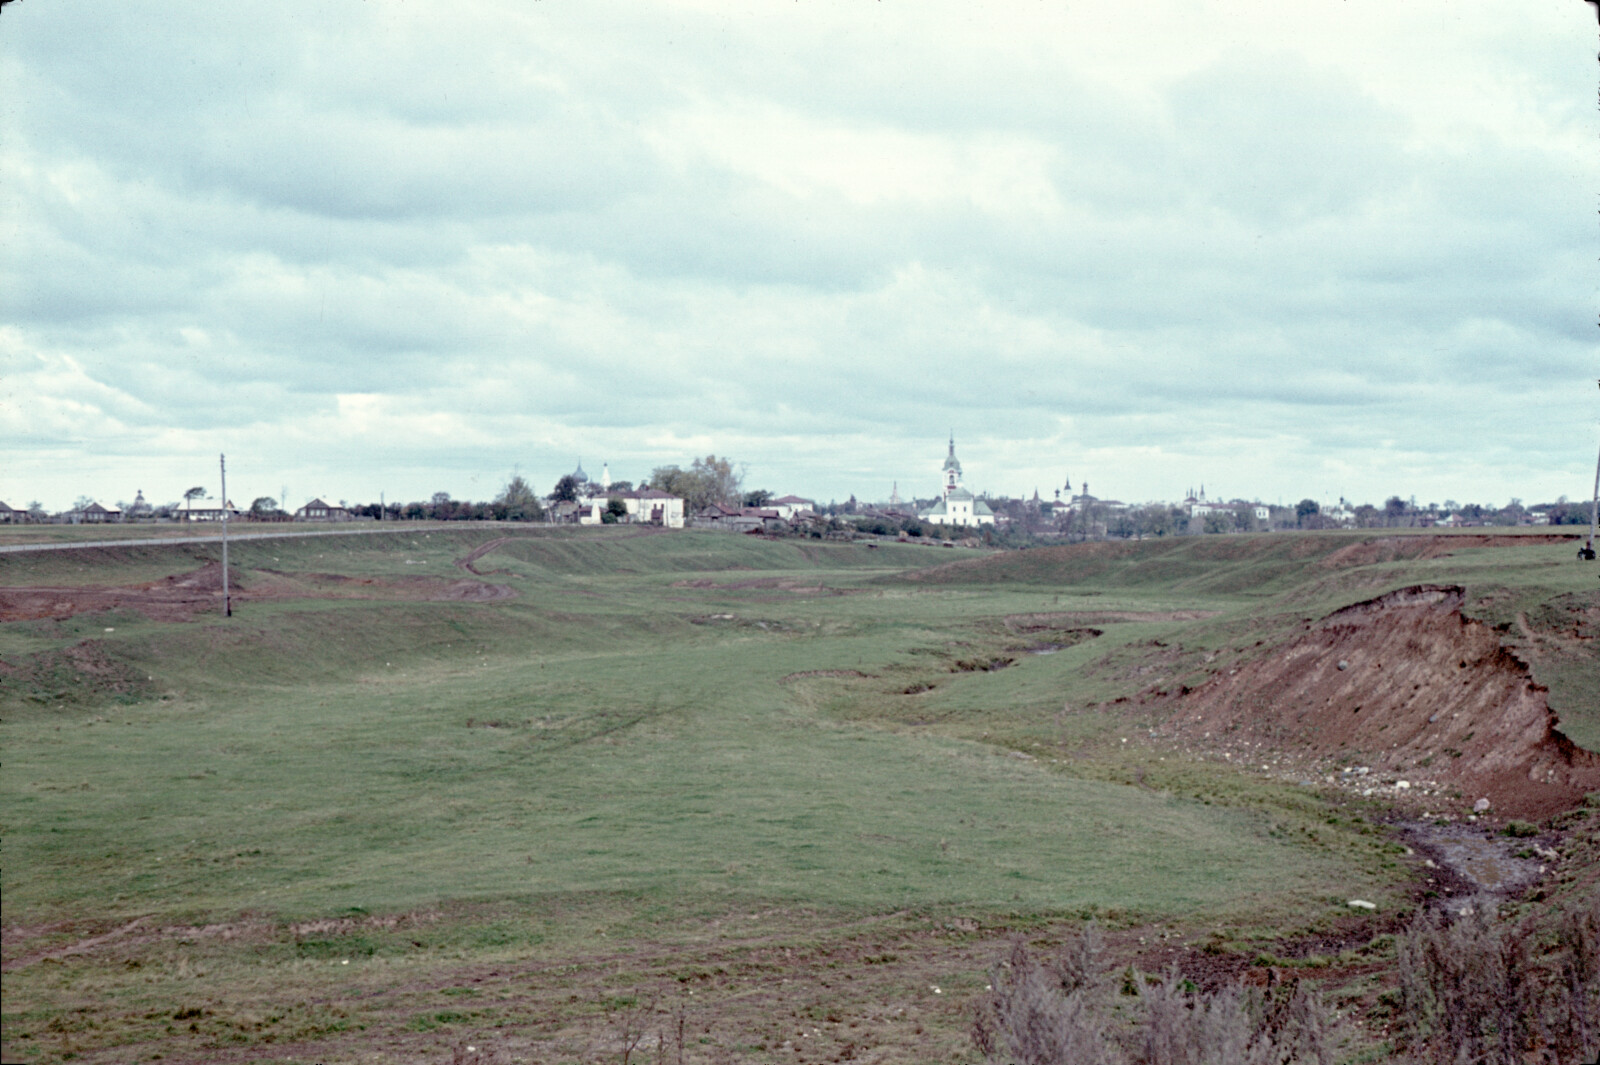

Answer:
[2,1,1596,512]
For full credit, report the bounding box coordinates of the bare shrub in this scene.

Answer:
[1137,969,1333,1065]
[601,990,687,1065]
[1396,896,1600,1063]
[973,925,1335,1065]
[1555,900,1600,1062]
[973,935,1125,1065]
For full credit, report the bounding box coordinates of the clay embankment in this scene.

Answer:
[1155,585,1600,819]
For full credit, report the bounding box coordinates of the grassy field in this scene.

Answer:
[1,527,1595,1063]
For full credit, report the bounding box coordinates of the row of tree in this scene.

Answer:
[549,455,745,515]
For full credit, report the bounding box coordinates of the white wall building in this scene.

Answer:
[918,437,995,528]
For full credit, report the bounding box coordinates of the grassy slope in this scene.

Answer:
[3,532,1371,924]
[2,527,1592,1063]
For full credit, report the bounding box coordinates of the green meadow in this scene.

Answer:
[2,526,1594,1063]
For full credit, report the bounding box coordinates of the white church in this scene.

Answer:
[918,436,995,528]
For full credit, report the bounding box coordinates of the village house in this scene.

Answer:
[0,501,23,524]
[183,500,244,522]
[620,487,685,528]
[768,495,815,521]
[70,501,122,524]
[294,498,353,522]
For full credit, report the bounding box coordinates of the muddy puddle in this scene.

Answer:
[1402,822,1548,893]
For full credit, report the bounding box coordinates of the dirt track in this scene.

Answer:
[0,560,515,623]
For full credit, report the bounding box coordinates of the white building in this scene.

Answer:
[620,488,685,528]
[768,495,815,520]
[918,436,995,528]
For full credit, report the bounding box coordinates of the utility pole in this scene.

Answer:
[1587,379,1600,560]
[220,453,232,616]
[1588,432,1599,560]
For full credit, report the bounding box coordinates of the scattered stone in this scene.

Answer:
[1348,899,1377,911]
[1337,660,1349,670]
[1473,798,1491,813]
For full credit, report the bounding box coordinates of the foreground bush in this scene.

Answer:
[971,925,1335,1065]
[1395,897,1599,1063]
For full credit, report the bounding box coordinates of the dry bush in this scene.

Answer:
[602,990,688,1065]
[1396,896,1600,1064]
[972,934,1123,1065]
[1555,901,1600,1061]
[972,924,1334,1065]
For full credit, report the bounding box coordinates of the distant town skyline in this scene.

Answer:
[2,1,1595,511]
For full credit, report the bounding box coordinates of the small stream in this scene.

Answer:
[1403,823,1547,894]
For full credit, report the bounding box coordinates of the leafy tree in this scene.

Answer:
[1202,510,1233,534]
[608,480,633,494]
[249,496,278,516]
[183,486,206,515]
[431,491,453,507]
[743,489,773,507]
[1384,495,1408,526]
[495,474,544,521]
[1295,498,1320,527]
[650,455,742,512]
[605,497,628,522]
[1139,504,1176,538]
[72,495,95,512]
[551,475,580,503]
[26,500,45,519]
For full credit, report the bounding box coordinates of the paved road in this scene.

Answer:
[0,524,503,554]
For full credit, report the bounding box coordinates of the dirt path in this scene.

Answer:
[0,525,428,554]
[455,537,512,576]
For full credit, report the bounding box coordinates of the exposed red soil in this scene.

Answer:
[0,638,155,704]
[0,562,514,623]
[1149,585,1600,819]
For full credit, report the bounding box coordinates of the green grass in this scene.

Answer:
[2,526,1594,1063]
[2,599,1374,924]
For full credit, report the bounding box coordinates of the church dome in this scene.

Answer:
[571,461,589,484]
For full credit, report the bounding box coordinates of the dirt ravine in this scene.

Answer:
[1153,584,1600,819]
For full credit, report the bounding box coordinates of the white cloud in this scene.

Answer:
[1,0,1594,511]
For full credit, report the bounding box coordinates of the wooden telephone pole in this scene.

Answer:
[220,453,232,616]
